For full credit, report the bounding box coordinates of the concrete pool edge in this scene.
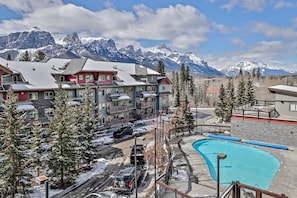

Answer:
[178,135,297,198]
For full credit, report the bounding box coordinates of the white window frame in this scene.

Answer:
[99,75,105,81]
[86,74,94,82]
[29,92,38,100]
[289,103,297,112]
[79,74,84,81]
[44,108,54,117]
[44,91,54,99]
[106,75,110,80]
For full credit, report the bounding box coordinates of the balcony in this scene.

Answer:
[106,93,131,102]
[106,105,128,114]
[136,101,156,109]
[136,91,157,98]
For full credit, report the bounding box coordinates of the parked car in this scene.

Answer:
[130,144,145,166]
[113,166,142,194]
[113,126,133,138]
[84,191,117,198]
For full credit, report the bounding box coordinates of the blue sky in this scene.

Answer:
[0,0,297,70]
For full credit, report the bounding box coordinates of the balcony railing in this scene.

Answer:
[136,101,156,109]
[106,105,128,114]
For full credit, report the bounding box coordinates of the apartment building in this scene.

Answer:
[0,57,171,129]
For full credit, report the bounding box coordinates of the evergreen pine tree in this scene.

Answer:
[225,79,235,122]
[6,53,12,60]
[246,73,255,105]
[185,65,190,81]
[184,105,194,134]
[30,119,46,177]
[180,64,185,84]
[238,68,243,77]
[256,67,261,80]
[47,86,76,188]
[66,103,81,172]
[252,68,256,78]
[156,60,165,75]
[34,50,46,62]
[215,84,226,121]
[189,75,195,97]
[236,77,246,107]
[171,71,176,95]
[0,88,32,196]
[174,72,180,107]
[20,50,31,61]
[80,84,97,168]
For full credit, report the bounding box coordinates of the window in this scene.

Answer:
[107,75,110,80]
[78,90,85,98]
[162,85,166,90]
[99,75,105,81]
[86,74,94,82]
[44,91,54,99]
[26,110,38,119]
[59,76,65,82]
[2,75,12,84]
[44,108,54,117]
[29,92,38,100]
[289,103,297,112]
[99,103,106,110]
[79,74,84,81]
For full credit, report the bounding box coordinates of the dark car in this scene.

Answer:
[113,166,142,194]
[130,144,145,166]
[113,126,133,138]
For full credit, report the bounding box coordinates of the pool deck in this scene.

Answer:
[171,135,297,198]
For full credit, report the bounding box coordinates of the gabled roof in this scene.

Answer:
[62,58,87,75]
[157,77,172,84]
[0,58,62,90]
[268,85,297,96]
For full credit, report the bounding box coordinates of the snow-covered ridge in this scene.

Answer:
[221,61,292,77]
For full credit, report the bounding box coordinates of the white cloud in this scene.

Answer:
[0,0,63,14]
[274,0,296,9]
[206,40,297,71]
[292,18,297,28]
[231,37,245,47]
[222,0,267,12]
[0,3,209,51]
[252,22,297,39]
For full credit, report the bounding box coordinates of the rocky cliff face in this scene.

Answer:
[0,31,55,50]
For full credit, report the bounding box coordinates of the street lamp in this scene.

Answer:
[134,136,145,198]
[217,153,227,198]
[154,128,157,198]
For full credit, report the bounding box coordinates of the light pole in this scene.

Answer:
[134,136,145,198]
[217,153,227,198]
[154,128,157,198]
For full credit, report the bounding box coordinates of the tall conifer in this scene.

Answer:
[0,88,32,196]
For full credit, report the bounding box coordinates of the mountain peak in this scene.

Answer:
[63,32,81,45]
[221,61,291,77]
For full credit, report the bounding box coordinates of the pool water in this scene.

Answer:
[192,139,281,189]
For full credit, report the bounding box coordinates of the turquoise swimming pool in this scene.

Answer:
[192,139,281,189]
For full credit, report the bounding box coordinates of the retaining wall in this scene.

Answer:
[231,116,297,147]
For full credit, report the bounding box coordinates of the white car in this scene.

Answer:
[84,191,117,198]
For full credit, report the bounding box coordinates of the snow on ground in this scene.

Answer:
[172,169,188,181]
[29,117,164,197]
[30,159,108,198]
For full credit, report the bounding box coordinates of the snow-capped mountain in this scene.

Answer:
[221,61,292,77]
[0,30,223,76]
[1,30,293,76]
